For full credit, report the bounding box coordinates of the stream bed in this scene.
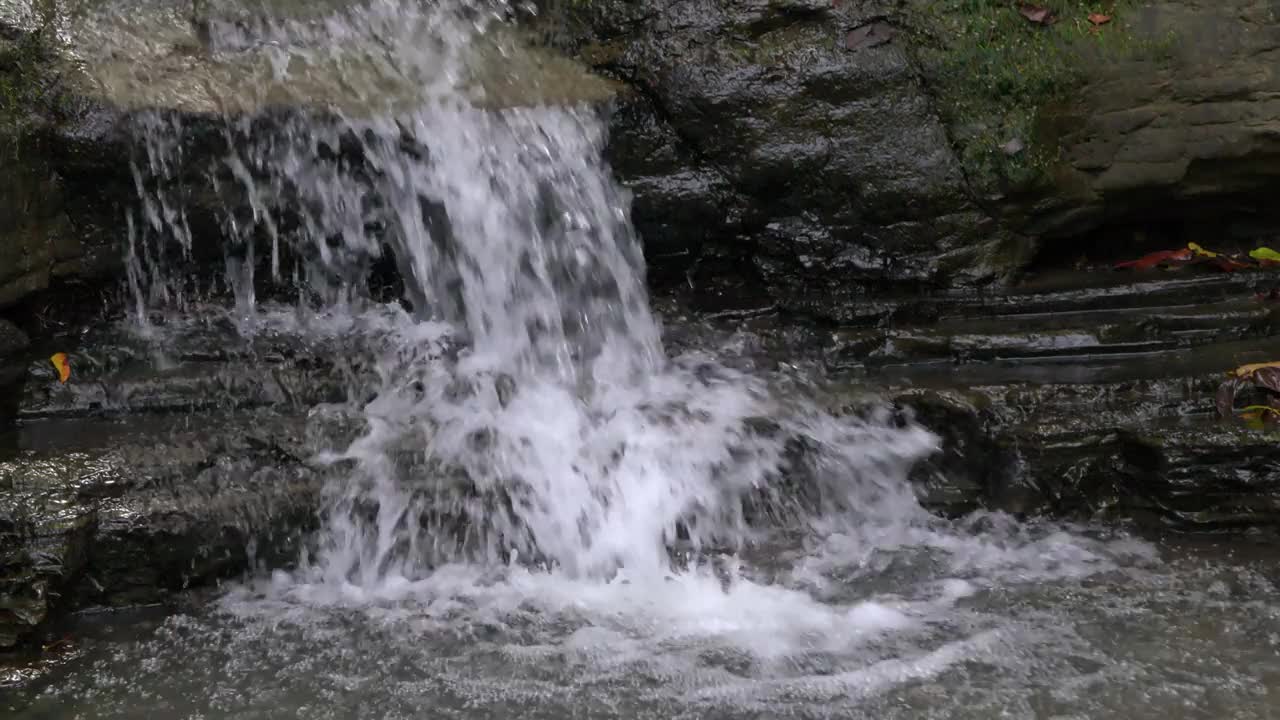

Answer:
[7,532,1280,719]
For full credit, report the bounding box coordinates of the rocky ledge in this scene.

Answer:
[3,261,1278,650]
[545,0,1280,316]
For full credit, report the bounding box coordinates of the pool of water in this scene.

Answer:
[8,530,1279,719]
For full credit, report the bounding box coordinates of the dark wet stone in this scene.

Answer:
[13,321,359,419]
[0,319,27,357]
[0,410,322,649]
[536,0,1280,322]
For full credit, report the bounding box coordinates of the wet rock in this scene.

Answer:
[0,0,621,317]
[557,0,994,314]
[543,0,1280,319]
[0,320,27,357]
[884,332,1280,526]
[895,389,1005,517]
[0,452,99,649]
[0,410,322,648]
[1024,2,1280,244]
[11,319,358,419]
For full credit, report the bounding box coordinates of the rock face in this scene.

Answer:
[0,0,621,319]
[0,29,124,313]
[1025,2,1280,241]
[544,0,1280,319]
[556,0,1002,318]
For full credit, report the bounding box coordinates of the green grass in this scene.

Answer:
[908,0,1177,195]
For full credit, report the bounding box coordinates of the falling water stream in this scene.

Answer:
[8,0,1280,717]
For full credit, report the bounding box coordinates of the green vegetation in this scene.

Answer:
[908,1,1177,195]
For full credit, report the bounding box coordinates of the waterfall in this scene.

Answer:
[118,0,937,586]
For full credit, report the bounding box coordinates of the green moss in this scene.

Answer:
[0,31,52,126]
[907,0,1176,196]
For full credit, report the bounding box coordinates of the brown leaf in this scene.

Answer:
[1254,366,1280,394]
[1088,13,1112,25]
[1019,4,1056,25]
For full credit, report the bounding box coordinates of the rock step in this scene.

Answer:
[5,314,379,419]
[0,409,320,649]
[835,269,1279,368]
[882,336,1280,528]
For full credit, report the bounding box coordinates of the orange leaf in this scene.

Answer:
[50,352,70,383]
[1088,13,1112,25]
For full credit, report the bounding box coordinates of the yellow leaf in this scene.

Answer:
[1187,242,1219,258]
[1240,405,1280,416]
[50,353,70,384]
[1233,361,1280,378]
[1250,247,1280,263]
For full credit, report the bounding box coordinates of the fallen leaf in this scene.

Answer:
[1250,247,1280,265]
[1255,288,1280,302]
[1088,13,1112,25]
[1255,366,1280,394]
[1232,361,1280,379]
[1241,400,1280,429]
[1218,363,1280,419]
[50,352,70,383]
[1217,377,1248,419]
[1018,3,1055,25]
[1113,248,1193,271]
[1187,242,1219,258]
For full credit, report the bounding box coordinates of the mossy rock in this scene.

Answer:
[903,0,1175,201]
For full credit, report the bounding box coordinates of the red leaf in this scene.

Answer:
[1088,13,1112,25]
[1256,288,1280,302]
[1113,248,1193,271]
[1018,3,1055,25]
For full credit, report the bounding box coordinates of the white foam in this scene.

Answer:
[101,0,1166,713]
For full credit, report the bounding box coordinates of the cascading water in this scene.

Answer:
[18,1,1178,716]
[122,0,943,586]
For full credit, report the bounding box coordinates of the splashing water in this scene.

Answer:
[51,0,1169,714]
